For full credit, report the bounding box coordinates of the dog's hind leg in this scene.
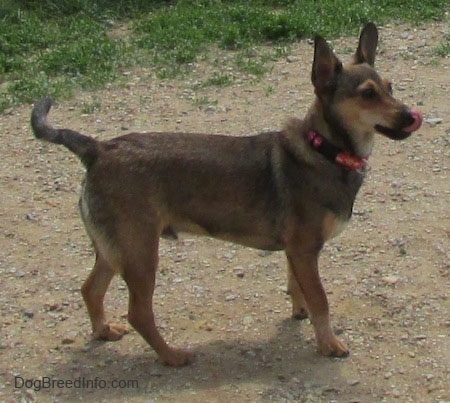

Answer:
[81,249,130,341]
[121,228,193,367]
[287,261,309,320]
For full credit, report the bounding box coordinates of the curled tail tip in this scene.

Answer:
[39,96,53,114]
[32,96,53,118]
[30,97,99,166]
[31,96,55,140]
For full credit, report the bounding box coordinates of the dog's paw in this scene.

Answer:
[317,336,349,358]
[158,348,194,367]
[292,307,309,320]
[96,323,130,341]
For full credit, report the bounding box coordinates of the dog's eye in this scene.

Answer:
[361,87,377,99]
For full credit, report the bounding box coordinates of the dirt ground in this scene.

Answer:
[1,22,449,403]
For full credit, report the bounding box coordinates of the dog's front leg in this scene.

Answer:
[286,249,349,357]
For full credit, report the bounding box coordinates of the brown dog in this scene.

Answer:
[31,23,422,367]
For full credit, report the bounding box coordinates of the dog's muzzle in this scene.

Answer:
[375,108,423,140]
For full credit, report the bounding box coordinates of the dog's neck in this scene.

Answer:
[305,129,368,171]
[282,102,373,172]
[306,100,375,159]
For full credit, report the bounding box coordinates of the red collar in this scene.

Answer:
[307,130,368,171]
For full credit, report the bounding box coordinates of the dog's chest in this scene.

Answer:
[322,211,350,241]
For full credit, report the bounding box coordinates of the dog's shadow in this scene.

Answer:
[43,318,349,400]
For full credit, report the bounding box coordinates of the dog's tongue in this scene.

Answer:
[403,108,423,133]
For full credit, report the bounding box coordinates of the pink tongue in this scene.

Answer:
[403,108,423,133]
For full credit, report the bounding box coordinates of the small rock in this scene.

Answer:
[425,117,443,125]
[392,389,401,398]
[384,371,392,379]
[391,179,405,188]
[258,250,272,257]
[349,379,360,386]
[62,336,76,345]
[45,303,62,312]
[234,266,245,278]
[150,368,163,377]
[335,327,344,335]
[322,386,340,394]
[15,270,26,278]
[23,310,34,319]
[225,294,237,301]
[25,213,38,221]
[382,276,400,285]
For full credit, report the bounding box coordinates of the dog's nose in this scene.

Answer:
[402,109,423,133]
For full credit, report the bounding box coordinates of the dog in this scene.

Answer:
[31,22,422,367]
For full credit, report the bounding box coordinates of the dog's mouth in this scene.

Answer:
[375,108,423,140]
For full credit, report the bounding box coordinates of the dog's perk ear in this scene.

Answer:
[311,35,342,94]
[353,22,378,66]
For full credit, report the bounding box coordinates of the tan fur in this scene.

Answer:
[322,212,349,242]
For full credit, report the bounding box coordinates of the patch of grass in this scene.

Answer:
[81,99,101,114]
[0,9,126,109]
[204,73,234,87]
[192,95,218,108]
[434,35,450,57]
[264,85,276,96]
[234,53,271,77]
[1,0,449,111]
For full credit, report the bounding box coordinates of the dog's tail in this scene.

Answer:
[31,97,99,167]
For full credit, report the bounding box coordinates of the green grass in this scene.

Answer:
[434,35,450,57]
[81,99,101,115]
[203,73,234,87]
[1,0,449,111]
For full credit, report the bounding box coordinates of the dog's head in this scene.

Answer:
[311,23,422,156]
